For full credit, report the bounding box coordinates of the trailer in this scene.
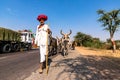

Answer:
[0,27,34,53]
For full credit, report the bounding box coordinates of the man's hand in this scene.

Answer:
[47,29,51,34]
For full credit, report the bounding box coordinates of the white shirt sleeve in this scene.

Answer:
[44,24,50,31]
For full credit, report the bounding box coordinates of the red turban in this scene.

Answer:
[37,14,48,21]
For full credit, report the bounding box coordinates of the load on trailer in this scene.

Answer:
[0,27,34,53]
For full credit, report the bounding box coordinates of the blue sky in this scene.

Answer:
[0,0,120,41]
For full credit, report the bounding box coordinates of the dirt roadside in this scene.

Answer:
[75,47,120,58]
[24,47,120,80]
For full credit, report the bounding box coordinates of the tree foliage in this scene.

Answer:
[74,32,103,48]
[97,9,120,38]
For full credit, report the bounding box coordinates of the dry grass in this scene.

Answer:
[75,47,120,58]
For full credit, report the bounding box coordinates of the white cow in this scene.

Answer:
[60,30,72,56]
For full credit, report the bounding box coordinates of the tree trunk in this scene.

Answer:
[110,38,116,53]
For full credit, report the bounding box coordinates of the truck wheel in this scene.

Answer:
[3,44,11,53]
[14,44,19,51]
[27,45,32,50]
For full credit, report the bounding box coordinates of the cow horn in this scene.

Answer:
[60,30,64,35]
[68,29,72,35]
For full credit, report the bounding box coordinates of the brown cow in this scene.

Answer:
[56,36,62,52]
[48,31,57,56]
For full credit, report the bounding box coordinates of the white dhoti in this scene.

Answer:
[39,45,47,62]
[35,24,50,63]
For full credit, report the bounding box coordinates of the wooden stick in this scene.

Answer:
[46,30,49,75]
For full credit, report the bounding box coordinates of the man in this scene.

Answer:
[35,14,50,73]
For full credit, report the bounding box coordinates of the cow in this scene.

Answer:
[48,31,57,56]
[71,41,76,50]
[60,30,72,56]
[56,36,62,52]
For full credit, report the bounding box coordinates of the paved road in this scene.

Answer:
[0,49,40,80]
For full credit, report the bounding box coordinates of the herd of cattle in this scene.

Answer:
[48,30,76,57]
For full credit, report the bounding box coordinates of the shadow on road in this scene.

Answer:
[55,55,120,80]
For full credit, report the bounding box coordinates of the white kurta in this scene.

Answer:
[35,24,50,62]
[35,24,49,46]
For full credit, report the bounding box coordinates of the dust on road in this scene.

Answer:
[24,47,120,80]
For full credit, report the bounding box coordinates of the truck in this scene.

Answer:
[0,27,34,53]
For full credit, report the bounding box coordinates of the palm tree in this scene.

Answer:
[97,9,120,53]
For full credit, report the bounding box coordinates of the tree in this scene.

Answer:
[97,9,120,53]
[74,32,86,46]
[74,32,102,48]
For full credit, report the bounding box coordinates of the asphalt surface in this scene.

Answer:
[0,49,40,80]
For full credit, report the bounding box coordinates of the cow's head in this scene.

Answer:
[60,30,72,40]
[56,36,62,44]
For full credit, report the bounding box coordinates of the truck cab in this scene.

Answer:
[20,30,33,43]
[18,30,34,50]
